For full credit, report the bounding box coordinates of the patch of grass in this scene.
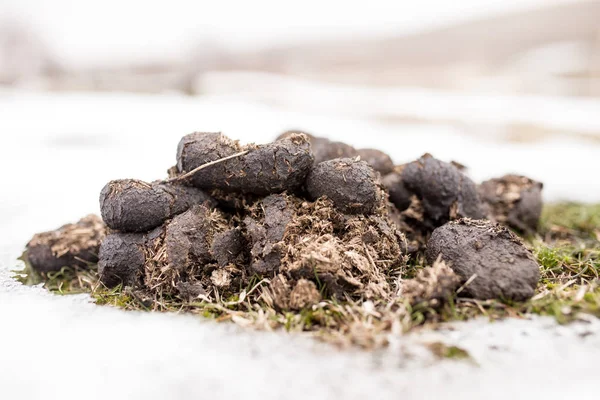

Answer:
[14,252,97,294]
[426,342,472,361]
[14,203,600,349]
[540,203,600,243]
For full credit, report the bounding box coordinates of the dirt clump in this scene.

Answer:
[306,158,384,215]
[100,179,214,232]
[426,218,540,301]
[176,132,313,195]
[25,215,105,273]
[479,174,543,234]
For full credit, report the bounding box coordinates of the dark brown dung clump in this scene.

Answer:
[176,132,313,195]
[244,194,294,275]
[98,232,146,287]
[100,179,214,232]
[381,168,412,212]
[426,218,540,301]
[356,148,394,175]
[25,215,106,273]
[306,158,383,215]
[479,174,543,234]
[23,128,555,348]
[400,154,485,230]
[276,130,394,173]
[99,204,242,293]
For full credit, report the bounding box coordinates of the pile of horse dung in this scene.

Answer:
[22,131,546,347]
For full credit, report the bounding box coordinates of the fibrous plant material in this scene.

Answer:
[306,158,383,215]
[479,174,543,234]
[100,179,214,232]
[241,192,406,299]
[25,215,106,273]
[267,275,322,311]
[289,279,321,310]
[402,259,460,307]
[426,218,540,301]
[176,132,313,195]
[277,196,406,300]
[401,154,485,230]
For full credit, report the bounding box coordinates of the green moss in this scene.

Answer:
[427,342,472,360]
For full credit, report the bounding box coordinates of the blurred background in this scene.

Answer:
[1,0,600,248]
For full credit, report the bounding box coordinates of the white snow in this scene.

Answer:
[2,264,600,400]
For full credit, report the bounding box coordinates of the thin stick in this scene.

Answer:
[456,273,478,294]
[165,150,249,183]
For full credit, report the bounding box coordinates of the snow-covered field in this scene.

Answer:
[200,71,600,136]
[1,86,599,399]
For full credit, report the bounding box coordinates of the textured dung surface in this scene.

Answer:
[211,228,246,267]
[356,148,394,174]
[312,139,358,164]
[100,179,213,233]
[165,205,215,272]
[426,219,540,301]
[25,215,105,273]
[176,132,242,173]
[100,179,170,232]
[479,175,543,234]
[177,132,313,195]
[278,130,393,174]
[401,154,485,228]
[306,158,382,214]
[382,171,412,212]
[98,233,146,287]
[161,183,216,215]
[244,194,294,275]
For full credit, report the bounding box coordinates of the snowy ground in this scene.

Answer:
[1,87,599,399]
